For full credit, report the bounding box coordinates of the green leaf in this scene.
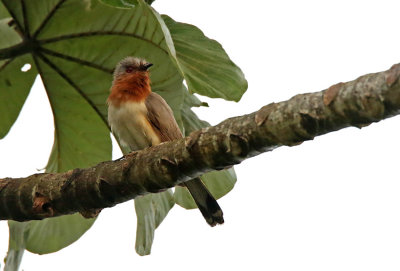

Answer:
[0,18,34,139]
[163,15,248,102]
[0,54,37,139]
[24,214,96,254]
[0,2,10,19]
[4,221,29,271]
[0,18,21,49]
[0,0,242,259]
[134,190,175,256]
[5,214,95,270]
[0,0,184,258]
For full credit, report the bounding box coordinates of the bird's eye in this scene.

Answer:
[125,66,134,73]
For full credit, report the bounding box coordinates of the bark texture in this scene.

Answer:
[1,63,400,221]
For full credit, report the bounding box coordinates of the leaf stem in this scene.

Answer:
[0,40,35,60]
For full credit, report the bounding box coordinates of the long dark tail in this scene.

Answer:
[184,178,224,227]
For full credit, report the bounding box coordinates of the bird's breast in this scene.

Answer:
[108,101,161,151]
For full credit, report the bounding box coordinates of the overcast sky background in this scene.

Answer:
[1,0,400,270]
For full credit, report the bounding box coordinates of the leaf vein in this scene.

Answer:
[33,0,67,39]
[37,52,110,131]
[39,31,168,54]
[40,47,113,74]
[20,0,29,38]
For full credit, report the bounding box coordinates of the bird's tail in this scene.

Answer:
[184,177,224,227]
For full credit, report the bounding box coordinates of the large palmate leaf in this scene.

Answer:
[0,0,247,262]
[0,0,182,263]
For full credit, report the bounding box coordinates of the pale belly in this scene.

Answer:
[108,102,161,151]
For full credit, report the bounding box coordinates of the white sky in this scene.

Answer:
[1,0,400,270]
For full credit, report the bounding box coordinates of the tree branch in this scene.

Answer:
[1,63,400,221]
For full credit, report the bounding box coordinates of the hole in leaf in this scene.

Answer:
[21,63,31,72]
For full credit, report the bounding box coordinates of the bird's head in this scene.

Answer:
[108,57,153,104]
[113,57,153,80]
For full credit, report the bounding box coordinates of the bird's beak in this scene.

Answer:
[143,63,153,70]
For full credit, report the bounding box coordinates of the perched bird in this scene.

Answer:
[107,57,224,226]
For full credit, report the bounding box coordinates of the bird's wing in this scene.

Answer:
[146,93,224,226]
[145,92,183,142]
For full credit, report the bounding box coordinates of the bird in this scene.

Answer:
[107,56,224,226]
